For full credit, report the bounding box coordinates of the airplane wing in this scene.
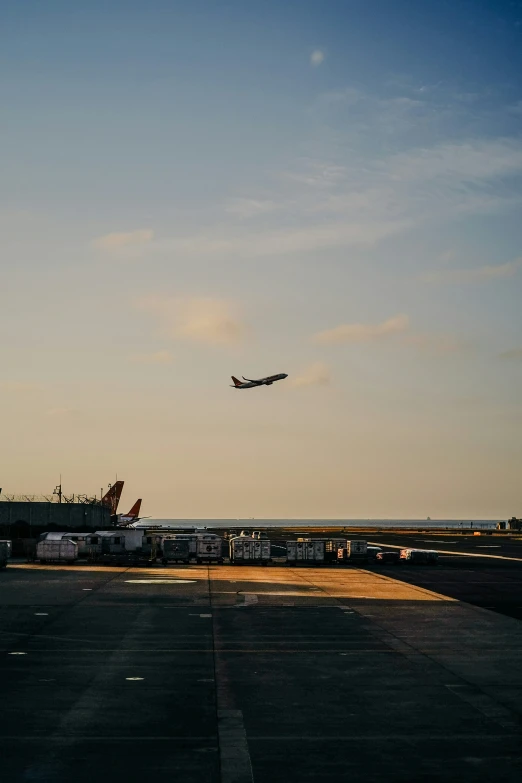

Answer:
[242,376,263,384]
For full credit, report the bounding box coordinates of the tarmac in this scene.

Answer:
[1,561,522,782]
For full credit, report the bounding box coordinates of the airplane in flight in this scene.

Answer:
[230,373,288,389]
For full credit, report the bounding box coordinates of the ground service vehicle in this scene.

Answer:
[400,548,439,565]
[376,551,400,565]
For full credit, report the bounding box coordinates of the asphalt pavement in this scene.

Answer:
[1,563,522,782]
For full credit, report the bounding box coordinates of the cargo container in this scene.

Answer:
[325,539,347,564]
[229,536,271,564]
[400,548,438,565]
[36,539,78,564]
[0,540,9,569]
[286,540,325,564]
[346,540,368,557]
[97,532,126,555]
[39,532,101,558]
[117,529,145,552]
[162,538,191,564]
[196,536,223,564]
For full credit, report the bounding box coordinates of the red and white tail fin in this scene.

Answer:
[101,480,124,514]
[231,376,243,387]
[125,499,142,519]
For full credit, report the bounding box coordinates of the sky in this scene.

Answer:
[1,0,522,518]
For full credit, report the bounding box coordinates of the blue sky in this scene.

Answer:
[1,1,522,517]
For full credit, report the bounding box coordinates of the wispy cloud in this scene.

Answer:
[93,229,154,251]
[424,258,522,284]
[147,136,522,263]
[290,362,331,388]
[313,314,410,345]
[137,296,245,345]
[130,350,174,365]
[310,50,325,67]
[499,348,522,359]
[155,218,410,260]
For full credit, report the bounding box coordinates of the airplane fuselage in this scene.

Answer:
[231,373,288,389]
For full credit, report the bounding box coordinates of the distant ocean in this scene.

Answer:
[139,519,500,530]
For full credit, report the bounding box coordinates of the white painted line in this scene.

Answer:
[125,677,145,681]
[368,541,522,563]
[34,613,48,616]
[200,614,212,617]
[82,589,93,591]
[8,652,27,655]
[218,709,254,783]
[125,579,197,584]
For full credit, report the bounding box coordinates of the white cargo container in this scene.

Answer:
[286,540,325,564]
[195,536,223,563]
[117,529,144,552]
[40,532,101,557]
[36,539,78,564]
[229,536,271,564]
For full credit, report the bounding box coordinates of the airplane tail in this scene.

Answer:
[231,376,243,387]
[101,480,124,514]
[126,499,142,519]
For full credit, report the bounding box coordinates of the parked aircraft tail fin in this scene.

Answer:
[126,499,142,518]
[101,480,124,514]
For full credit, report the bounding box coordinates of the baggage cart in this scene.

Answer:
[229,536,271,564]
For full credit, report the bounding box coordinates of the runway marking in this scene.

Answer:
[217,709,254,783]
[0,734,515,742]
[124,579,197,584]
[369,541,522,563]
